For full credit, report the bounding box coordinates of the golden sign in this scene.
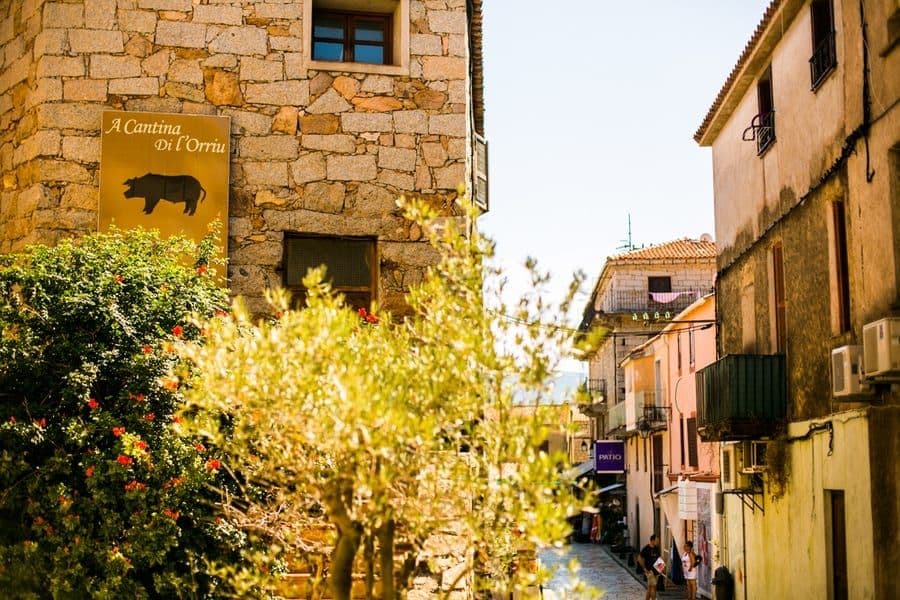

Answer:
[99,110,230,268]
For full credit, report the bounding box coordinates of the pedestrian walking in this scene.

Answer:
[682,540,698,600]
[638,534,662,600]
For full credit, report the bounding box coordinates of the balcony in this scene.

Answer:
[642,403,669,428]
[578,378,607,417]
[625,390,667,433]
[607,401,626,433]
[809,31,836,90]
[596,288,710,316]
[696,354,787,442]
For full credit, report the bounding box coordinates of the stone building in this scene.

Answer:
[0,0,486,318]
[694,0,899,598]
[577,238,716,442]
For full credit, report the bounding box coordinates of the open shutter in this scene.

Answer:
[473,133,489,212]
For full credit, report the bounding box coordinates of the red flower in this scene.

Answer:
[172,415,182,424]
[33,516,44,526]
[142,345,152,354]
[35,418,46,428]
[8,416,15,424]
[205,458,221,471]
[366,313,379,324]
[135,440,148,451]
[112,426,126,437]
[124,480,146,492]
[85,466,95,478]
[196,264,208,275]
[215,309,227,318]
[163,508,180,520]
[87,398,99,410]
[163,376,179,391]
[194,443,206,453]
[163,476,184,489]
[116,455,132,466]
[357,307,367,317]
[115,275,124,284]
[172,325,183,338]
[143,412,155,421]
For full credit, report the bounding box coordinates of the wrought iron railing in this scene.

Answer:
[755,111,776,154]
[643,404,669,426]
[597,288,711,316]
[809,31,836,89]
[585,378,607,397]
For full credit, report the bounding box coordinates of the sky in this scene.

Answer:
[479,1,772,354]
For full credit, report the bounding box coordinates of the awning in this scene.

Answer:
[654,484,678,498]
[565,458,594,480]
[598,483,624,494]
[659,489,682,550]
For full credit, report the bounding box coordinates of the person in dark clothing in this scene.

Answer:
[638,534,662,600]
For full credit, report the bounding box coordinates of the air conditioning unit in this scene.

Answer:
[740,441,767,474]
[722,443,753,489]
[831,345,865,397]
[862,317,900,379]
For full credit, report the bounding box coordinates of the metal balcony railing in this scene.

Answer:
[642,404,669,426]
[607,401,626,432]
[755,111,776,155]
[585,378,607,398]
[696,354,787,441]
[810,31,836,89]
[597,288,710,316]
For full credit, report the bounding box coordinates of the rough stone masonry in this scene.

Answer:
[0,0,476,318]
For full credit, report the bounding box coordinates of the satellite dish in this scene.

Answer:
[700,233,713,242]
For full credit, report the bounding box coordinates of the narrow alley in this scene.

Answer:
[541,543,686,600]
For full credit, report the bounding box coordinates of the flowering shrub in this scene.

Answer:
[0,228,265,597]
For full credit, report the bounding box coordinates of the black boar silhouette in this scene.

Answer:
[123,173,206,216]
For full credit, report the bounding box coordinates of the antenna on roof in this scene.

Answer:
[616,214,637,252]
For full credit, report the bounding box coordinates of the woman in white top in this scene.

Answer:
[681,540,698,600]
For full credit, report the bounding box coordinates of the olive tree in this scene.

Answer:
[178,200,595,599]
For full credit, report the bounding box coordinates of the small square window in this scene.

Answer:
[312,10,392,65]
[284,235,375,310]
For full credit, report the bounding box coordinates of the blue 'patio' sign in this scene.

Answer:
[594,440,625,473]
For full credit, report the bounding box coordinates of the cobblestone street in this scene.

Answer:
[540,543,646,599]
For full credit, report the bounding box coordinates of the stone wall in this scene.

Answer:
[0,0,473,315]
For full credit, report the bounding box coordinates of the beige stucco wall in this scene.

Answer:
[710,0,847,268]
[720,409,876,599]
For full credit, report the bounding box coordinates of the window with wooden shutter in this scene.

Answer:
[474,134,489,212]
[686,417,698,468]
[772,242,787,352]
[284,235,376,311]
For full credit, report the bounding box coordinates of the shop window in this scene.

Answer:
[283,235,375,311]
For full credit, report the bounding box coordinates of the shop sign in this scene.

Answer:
[99,111,230,268]
[594,440,625,473]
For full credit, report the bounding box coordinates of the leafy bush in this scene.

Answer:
[0,228,262,598]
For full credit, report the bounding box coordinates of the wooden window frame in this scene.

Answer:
[756,67,776,155]
[283,234,377,311]
[809,0,837,90]
[312,9,393,65]
[686,417,698,469]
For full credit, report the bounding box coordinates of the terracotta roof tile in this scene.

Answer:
[694,0,783,143]
[608,238,717,262]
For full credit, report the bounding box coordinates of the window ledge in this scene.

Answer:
[305,59,409,77]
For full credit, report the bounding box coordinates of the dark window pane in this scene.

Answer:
[314,16,344,39]
[354,20,385,42]
[285,237,371,288]
[313,42,344,61]
[354,44,384,64]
